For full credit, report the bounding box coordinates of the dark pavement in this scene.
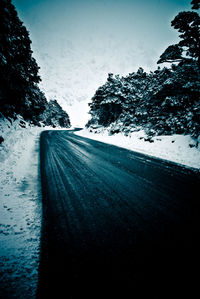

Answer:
[37,130,200,298]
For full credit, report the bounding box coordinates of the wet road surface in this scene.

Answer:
[37,130,200,298]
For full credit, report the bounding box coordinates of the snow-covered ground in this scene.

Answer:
[0,116,45,298]
[0,116,74,298]
[0,115,74,298]
[75,128,200,170]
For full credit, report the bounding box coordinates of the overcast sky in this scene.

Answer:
[12,0,191,126]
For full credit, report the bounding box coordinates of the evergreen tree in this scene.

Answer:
[39,99,71,128]
[191,0,200,10]
[0,0,41,118]
[0,0,71,128]
[158,2,200,67]
[87,1,200,138]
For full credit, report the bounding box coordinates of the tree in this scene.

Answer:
[191,0,200,10]
[158,2,200,67]
[173,11,200,66]
[87,0,200,138]
[0,0,41,117]
[157,45,184,64]
[39,99,71,128]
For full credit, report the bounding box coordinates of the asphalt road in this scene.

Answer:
[37,130,200,298]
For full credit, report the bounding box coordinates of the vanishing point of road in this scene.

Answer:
[37,130,200,298]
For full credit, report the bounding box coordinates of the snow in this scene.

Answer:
[0,116,44,298]
[75,128,200,170]
[0,115,74,298]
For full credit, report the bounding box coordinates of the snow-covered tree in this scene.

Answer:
[39,100,71,128]
[158,2,200,67]
[0,0,41,118]
[0,0,71,128]
[191,0,200,10]
[87,0,200,138]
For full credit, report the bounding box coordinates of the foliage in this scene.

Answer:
[39,100,71,128]
[87,2,200,138]
[158,3,200,67]
[191,0,200,10]
[157,45,184,64]
[0,0,42,118]
[0,0,71,128]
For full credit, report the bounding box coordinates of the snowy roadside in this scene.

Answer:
[0,116,72,298]
[75,128,200,170]
[0,118,199,298]
[0,116,44,298]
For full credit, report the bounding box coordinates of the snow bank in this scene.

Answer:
[0,115,73,298]
[0,116,44,298]
[75,128,200,170]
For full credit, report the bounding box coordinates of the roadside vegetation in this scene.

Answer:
[0,0,70,129]
[87,0,200,139]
